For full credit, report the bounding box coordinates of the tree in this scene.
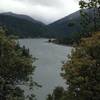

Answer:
[47,87,65,100]
[61,32,100,100]
[47,32,100,100]
[79,0,100,36]
[0,28,36,100]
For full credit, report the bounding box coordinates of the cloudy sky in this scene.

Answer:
[0,0,80,24]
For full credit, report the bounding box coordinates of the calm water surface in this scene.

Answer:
[19,39,72,100]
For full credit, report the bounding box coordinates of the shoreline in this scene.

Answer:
[18,37,74,47]
[47,39,74,47]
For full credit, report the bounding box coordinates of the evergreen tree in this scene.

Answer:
[0,28,36,100]
[79,0,100,35]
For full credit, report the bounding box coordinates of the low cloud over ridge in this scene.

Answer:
[0,0,79,24]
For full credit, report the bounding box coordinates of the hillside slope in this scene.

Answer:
[0,12,47,38]
[48,9,95,38]
[47,10,81,38]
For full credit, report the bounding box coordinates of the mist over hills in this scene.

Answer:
[2,12,45,24]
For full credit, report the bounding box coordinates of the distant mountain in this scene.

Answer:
[2,12,44,24]
[0,12,47,38]
[0,9,97,39]
[47,10,81,38]
[47,9,95,38]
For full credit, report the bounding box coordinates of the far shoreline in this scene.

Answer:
[18,37,74,47]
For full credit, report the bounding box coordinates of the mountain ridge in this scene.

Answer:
[0,9,95,38]
[1,12,45,25]
[0,12,47,38]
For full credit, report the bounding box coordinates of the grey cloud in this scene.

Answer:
[16,0,63,7]
[0,0,79,24]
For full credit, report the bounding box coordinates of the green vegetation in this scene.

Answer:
[49,0,100,45]
[50,32,81,46]
[47,0,100,100]
[79,0,100,36]
[0,13,46,38]
[47,87,65,100]
[0,28,36,100]
[47,32,100,100]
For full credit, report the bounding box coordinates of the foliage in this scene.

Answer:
[0,28,36,100]
[51,32,81,46]
[47,87,65,100]
[79,0,100,35]
[47,32,100,100]
[62,32,100,100]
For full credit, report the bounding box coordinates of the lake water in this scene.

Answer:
[19,39,72,100]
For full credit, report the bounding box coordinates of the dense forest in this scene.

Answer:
[0,28,36,100]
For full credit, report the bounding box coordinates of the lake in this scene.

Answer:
[19,39,72,100]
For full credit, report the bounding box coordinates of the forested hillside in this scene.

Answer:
[0,9,100,40]
[0,13,47,38]
[47,8,100,45]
